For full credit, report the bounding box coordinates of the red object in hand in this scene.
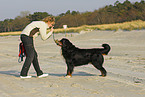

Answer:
[18,42,26,57]
[18,42,26,63]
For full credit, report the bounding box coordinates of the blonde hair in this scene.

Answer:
[42,16,55,23]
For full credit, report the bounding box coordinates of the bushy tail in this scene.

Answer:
[101,44,111,55]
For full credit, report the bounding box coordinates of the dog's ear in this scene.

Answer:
[61,39,67,48]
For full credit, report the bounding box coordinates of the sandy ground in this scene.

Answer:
[0,30,145,97]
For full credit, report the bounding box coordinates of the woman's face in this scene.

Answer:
[47,21,55,27]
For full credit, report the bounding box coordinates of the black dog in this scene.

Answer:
[56,38,111,78]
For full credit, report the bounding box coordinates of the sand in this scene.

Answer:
[0,30,145,97]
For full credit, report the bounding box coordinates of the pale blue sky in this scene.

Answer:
[0,0,142,21]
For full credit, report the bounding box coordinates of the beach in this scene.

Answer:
[0,30,145,97]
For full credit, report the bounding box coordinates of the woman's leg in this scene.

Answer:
[20,35,34,76]
[32,50,43,76]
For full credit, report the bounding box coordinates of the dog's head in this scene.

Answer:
[56,38,74,49]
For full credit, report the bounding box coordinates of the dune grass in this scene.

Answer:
[53,20,145,33]
[95,20,145,31]
[0,20,145,36]
[0,31,21,36]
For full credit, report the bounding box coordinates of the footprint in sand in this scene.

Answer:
[49,83,59,87]
[71,83,81,87]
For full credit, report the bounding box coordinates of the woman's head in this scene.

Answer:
[43,16,55,27]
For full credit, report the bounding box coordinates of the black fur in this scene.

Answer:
[57,38,111,77]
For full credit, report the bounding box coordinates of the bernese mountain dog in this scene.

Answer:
[56,38,111,78]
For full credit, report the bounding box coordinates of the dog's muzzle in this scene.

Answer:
[55,39,62,46]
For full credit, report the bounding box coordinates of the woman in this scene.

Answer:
[20,16,55,78]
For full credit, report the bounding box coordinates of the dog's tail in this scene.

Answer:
[101,44,111,55]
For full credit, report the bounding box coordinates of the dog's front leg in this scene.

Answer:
[66,64,74,78]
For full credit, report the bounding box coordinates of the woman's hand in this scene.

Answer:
[51,26,54,32]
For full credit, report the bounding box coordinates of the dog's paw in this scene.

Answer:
[99,74,106,77]
[65,75,72,78]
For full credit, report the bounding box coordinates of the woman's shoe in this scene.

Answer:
[38,74,48,78]
[20,76,32,79]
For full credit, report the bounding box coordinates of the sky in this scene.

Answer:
[0,0,142,21]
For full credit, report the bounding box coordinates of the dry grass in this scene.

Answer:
[0,20,145,36]
[96,20,145,31]
[0,31,21,36]
[54,20,145,33]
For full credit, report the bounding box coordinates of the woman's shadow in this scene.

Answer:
[0,70,20,77]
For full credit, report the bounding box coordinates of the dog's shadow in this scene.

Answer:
[49,71,96,77]
[0,71,97,77]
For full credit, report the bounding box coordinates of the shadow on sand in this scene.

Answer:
[0,71,97,78]
[49,71,96,77]
[0,70,20,77]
